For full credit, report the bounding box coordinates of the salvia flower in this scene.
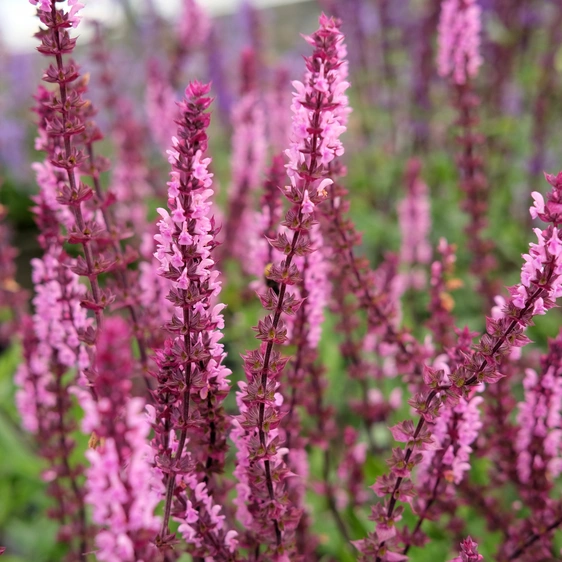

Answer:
[151,81,236,559]
[515,329,562,513]
[417,385,484,488]
[15,218,92,557]
[361,171,562,561]
[397,159,431,292]
[32,0,115,336]
[77,318,162,562]
[234,13,349,559]
[437,0,483,85]
[33,0,153,392]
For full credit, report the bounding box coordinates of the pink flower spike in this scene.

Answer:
[151,82,236,557]
[234,14,350,558]
[437,0,483,85]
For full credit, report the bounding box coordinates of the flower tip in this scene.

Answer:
[185,80,212,99]
[544,170,562,189]
[318,12,340,29]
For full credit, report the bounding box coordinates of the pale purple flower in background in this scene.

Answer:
[398,161,432,267]
[178,0,210,51]
[221,56,267,260]
[398,159,432,292]
[146,61,179,150]
[77,318,162,562]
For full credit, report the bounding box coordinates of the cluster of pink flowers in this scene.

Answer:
[234,13,349,559]
[15,200,92,557]
[150,81,236,558]
[437,0,483,85]
[516,364,562,485]
[398,159,431,292]
[77,318,162,562]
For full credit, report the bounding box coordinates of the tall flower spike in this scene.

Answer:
[437,0,482,85]
[17,61,95,553]
[233,13,349,560]
[77,318,162,562]
[31,0,112,336]
[151,81,237,560]
[15,198,93,558]
[397,159,431,292]
[360,172,562,561]
[32,0,153,393]
[438,0,496,304]
[221,47,267,262]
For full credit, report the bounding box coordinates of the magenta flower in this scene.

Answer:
[76,319,162,562]
[221,48,267,262]
[417,385,483,487]
[151,81,237,559]
[398,159,431,292]
[360,171,562,561]
[449,536,483,561]
[233,13,349,559]
[437,0,483,85]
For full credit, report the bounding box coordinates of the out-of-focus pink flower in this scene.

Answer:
[449,536,483,561]
[437,0,482,85]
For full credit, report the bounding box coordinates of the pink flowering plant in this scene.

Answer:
[3,0,562,561]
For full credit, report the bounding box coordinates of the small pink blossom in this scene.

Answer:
[530,191,545,219]
[302,189,314,215]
